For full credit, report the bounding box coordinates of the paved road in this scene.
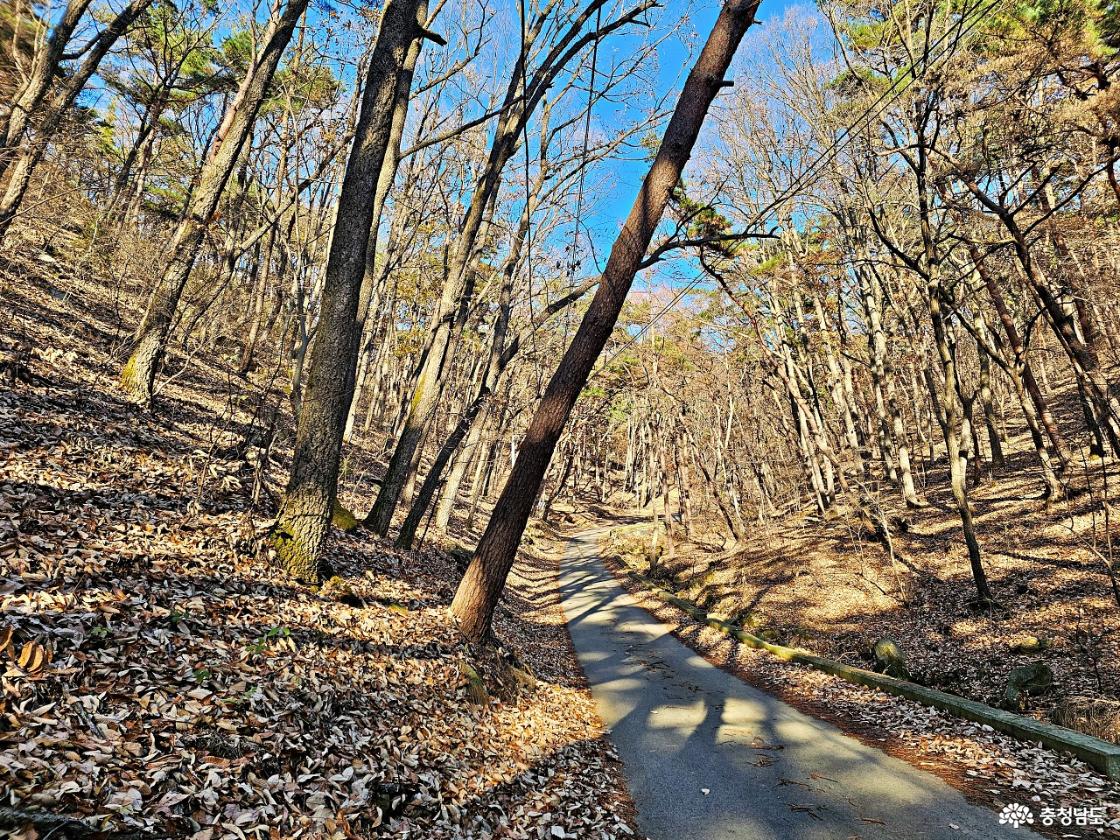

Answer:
[559,529,1035,840]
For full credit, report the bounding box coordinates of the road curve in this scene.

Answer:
[558,529,1035,840]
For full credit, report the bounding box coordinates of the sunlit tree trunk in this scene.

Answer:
[367,0,651,533]
[450,0,762,641]
[0,0,93,168]
[0,0,155,243]
[852,236,921,506]
[271,0,438,580]
[119,0,311,402]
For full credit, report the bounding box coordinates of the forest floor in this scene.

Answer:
[0,252,640,838]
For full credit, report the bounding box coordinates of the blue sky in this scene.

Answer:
[586,0,805,303]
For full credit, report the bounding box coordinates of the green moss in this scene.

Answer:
[1010,635,1051,654]
[319,575,365,607]
[269,521,321,584]
[120,352,142,395]
[331,500,359,531]
[459,661,489,705]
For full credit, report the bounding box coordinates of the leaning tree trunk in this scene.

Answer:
[961,176,1120,457]
[342,27,427,436]
[119,0,310,403]
[106,87,170,222]
[434,402,487,528]
[363,107,518,535]
[271,0,438,581]
[396,190,593,545]
[855,254,921,506]
[449,0,762,642]
[398,388,492,548]
[396,251,513,549]
[966,279,1063,497]
[970,245,1070,468]
[366,0,647,533]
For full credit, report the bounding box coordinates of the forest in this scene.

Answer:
[2,0,1120,835]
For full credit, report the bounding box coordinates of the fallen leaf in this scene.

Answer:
[16,640,47,673]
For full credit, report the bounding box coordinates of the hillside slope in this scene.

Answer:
[0,254,637,838]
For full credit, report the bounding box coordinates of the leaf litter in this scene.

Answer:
[0,260,640,839]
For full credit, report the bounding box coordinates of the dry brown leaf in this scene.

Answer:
[15,640,47,673]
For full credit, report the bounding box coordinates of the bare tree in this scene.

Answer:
[0,0,158,243]
[119,0,311,403]
[450,0,763,642]
[365,0,656,534]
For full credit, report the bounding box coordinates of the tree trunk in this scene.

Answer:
[973,343,1003,469]
[966,279,1064,497]
[343,27,427,438]
[916,169,990,603]
[962,175,1120,457]
[855,255,921,505]
[970,243,1069,467]
[435,403,488,529]
[541,448,576,522]
[0,0,94,165]
[119,0,310,402]
[271,0,436,580]
[0,0,155,242]
[449,0,761,642]
[367,0,643,532]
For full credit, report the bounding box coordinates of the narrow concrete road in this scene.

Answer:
[559,530,1035,840]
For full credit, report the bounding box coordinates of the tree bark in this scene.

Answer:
[271,0,437,580]
[342,26,428,438]
[449,0,761,642]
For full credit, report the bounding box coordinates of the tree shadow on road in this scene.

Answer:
[559,533,1029,840]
